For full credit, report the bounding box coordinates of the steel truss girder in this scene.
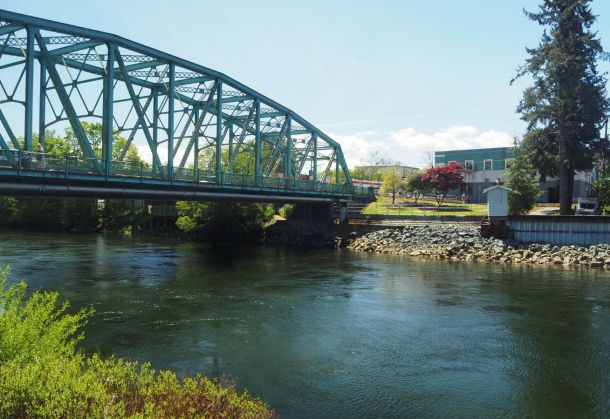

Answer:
[35,30,102,172]
[0,9,353,186]
[115,45,164,176]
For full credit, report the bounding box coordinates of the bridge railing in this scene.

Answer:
[0,149,370,198]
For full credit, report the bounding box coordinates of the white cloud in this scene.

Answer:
[136,144,168,165]
[331,126,514,168]
[134,126,514,171]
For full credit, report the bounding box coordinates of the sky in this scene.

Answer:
[3,0,610,167]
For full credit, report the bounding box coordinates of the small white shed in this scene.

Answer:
[483,185,512,218]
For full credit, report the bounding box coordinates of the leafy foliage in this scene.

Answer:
[404,170,433,203]
[1,126,147,232]
[514,0,609,214]
[591,177,610,213]
[422,162,465,208]
[379,170,405,204]
[350,166,385,182]
[505,153,543,215]
[0,267,275,418]
[176,201,274,240]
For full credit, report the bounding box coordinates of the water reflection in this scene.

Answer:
[1,231,610,418]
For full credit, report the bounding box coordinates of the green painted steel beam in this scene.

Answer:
[285,116,292,178]
[102,42,114,176]
[24,26,34,151]
[38,62,46,147]
[254,98,261,182]
[215,79,222,180]
[118,92,154,160]
[0,133,15,164]
[36,30,101,172]
[0,23,21,36]
[48,40,101,56]
[313,133,318,183]
[0,108,19,148]
[178,82,217,168]
[0,9,356,188]
[115,46,164,176]
[167,62,175,180]
[235,110,283,120]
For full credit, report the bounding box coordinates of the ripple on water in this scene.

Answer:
[2,233,610,418]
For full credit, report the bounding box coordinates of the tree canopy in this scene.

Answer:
[505,150,543,215]
[379,170,405,204]
[404,170,433,203]
[514,0,609,214]
[422,162,465,208]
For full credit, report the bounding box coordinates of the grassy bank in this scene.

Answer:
[362,197,487,217]
[0,267,275,418]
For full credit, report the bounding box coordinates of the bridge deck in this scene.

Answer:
[0,151,370,203]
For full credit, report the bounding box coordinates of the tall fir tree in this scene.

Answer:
[514,0,609,214]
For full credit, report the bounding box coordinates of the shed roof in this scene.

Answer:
[483,185,512,194]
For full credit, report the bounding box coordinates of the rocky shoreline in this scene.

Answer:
[347,225,610,269]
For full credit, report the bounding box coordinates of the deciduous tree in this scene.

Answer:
[379,169,405,204]
[422,162,465,208]
[404,170,433,203]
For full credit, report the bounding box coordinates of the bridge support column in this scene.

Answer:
[194,107,199,171]
[335,153,340,185]
[24,26,35,152]
[312,134,317,183]
[38,62,46,147]
[255,98,262,185]
[285,116,292,178]
[228,124,234,164]
[167,63,175,181]
[102,43,115,177]
[216,80,223,182]
[152,91,159,173]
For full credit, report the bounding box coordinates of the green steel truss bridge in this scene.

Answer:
[0,10,368,204]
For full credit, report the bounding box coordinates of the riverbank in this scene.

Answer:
[0,267,275,418]
[347,224,610,269]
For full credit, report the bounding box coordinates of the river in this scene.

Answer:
[1,231,610,418]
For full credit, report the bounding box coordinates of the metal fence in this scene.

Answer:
[0,149,369,198]
[507,216,610,246]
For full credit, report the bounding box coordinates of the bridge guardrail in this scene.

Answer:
[0,149,370,198]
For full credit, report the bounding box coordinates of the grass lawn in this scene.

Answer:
[362,196,488,217]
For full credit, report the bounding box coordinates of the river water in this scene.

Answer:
[1,231,610,418]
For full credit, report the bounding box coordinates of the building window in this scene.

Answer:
[464,160,474,171]
[505,158,515,169]
[484,159,492,171]
[448,160,457,165]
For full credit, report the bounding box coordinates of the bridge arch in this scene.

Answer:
[0,10,363,201]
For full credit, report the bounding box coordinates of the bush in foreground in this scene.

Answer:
[0,267,275,418]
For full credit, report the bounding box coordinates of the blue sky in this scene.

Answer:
[3,0,610,167]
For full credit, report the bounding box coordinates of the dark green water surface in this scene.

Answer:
[2,231,610,418]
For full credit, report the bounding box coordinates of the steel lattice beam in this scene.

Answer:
[0,9,357,201]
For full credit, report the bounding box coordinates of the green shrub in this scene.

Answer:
[278,204,295,219]
[176,201,274,240]
[0,267,275,418]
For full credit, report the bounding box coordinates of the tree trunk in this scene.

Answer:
[568,168,574,215]
[559,128,571,215]
[559,172,571,215]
